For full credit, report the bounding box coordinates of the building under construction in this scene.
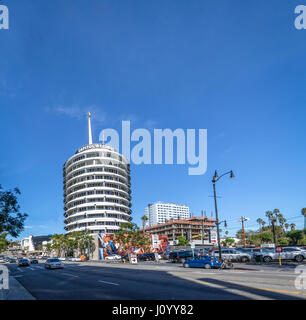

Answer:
[144,216,217,245]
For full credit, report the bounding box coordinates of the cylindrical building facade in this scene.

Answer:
[63,116,132,234]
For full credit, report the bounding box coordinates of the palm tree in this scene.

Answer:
[256,218,264,244]
[141,215,148,236]
[265,211,273,226]
[290,223,296,231]
[302,208,306,230]
[284,223,289,231]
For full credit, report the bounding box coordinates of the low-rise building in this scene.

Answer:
[20,235,52,254]
[144,216,217,245]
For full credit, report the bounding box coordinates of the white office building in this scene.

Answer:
[63,113,132,234]
[145,202,190,227]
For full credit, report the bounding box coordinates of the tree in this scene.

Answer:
[141,215,148,236]
[302,208,306,230]
[76,230,95,256]
[115,222,150,252]
[256,218,265,244]
[177,236,189,246]
[287,230,303,245]
[290,223,296,231]
[222,238,235,247]
[0,233,8,253]
[0,185,28,238]
[277,237,289,246]
[262,231,274,243]
[51,234,66,257]
[44,243,52,256]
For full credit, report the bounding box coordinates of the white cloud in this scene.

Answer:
[45,105,107,124]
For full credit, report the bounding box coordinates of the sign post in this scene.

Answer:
[190,242,195,258]
[276,246,282,266]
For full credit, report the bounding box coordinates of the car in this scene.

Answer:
[39,256,49,260]
[18,258,30,267]
[257,247,306,263]
[138,253,156,261]
[58,257,66,261]
[30,258,38,264]
[45,258,64,269]
[183,256,224,269]
[211,248,252,262]
[105,254,122,261]
[6,257,16,263]
[169,250,199,263]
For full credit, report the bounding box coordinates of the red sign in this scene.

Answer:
[276,247,282,253]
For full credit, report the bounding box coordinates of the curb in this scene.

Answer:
[233,267,260,271]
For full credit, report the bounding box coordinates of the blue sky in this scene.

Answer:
[0,0,305,240]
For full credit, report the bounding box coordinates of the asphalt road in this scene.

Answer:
[5,261,306,300]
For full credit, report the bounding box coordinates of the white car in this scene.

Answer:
[45,258,64,269]
[105,254,121,261]
[58,257,66,261]
[70,257,82,262]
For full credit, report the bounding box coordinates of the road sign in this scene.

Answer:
[129,253,138,264]
[152,234,159,249]
[190,243,195,249]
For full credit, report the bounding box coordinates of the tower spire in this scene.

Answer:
[88,112,93,144]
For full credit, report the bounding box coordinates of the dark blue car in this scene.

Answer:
[183,256,223,269]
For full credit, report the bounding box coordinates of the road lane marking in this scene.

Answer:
[255,287,306,296]
[17,268,24,272]
[62,273,79,278]
[14,275,24,278]
[98,280,119,286]
[35,266,44,269]
[30,267,35,271]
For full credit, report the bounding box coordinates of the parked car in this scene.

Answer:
[257,247,306,263]
[138,253,156,261]
[211,249,252,262]
[18,258,30,267]
[7,257,16,263]
[183,256,225,269]
[58,257,66,261]
[169,250,199,263]
[105,254,122,261]
[30,258,38,264]
[39,256,49,260]
[45,258,64,269]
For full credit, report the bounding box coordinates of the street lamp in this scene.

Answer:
[212,170,235,261]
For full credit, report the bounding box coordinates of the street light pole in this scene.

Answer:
[212,170,235,261]
[213,181,222,261]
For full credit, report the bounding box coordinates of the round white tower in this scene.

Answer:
[63,113,132,234]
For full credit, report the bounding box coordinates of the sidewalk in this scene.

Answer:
[0,276,35,300]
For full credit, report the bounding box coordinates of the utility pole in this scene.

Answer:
[201,210,204,245]
[238,217,250,248]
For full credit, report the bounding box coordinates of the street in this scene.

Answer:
[5,261,306,300]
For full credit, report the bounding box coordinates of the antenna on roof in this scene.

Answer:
[88,112,93,144]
